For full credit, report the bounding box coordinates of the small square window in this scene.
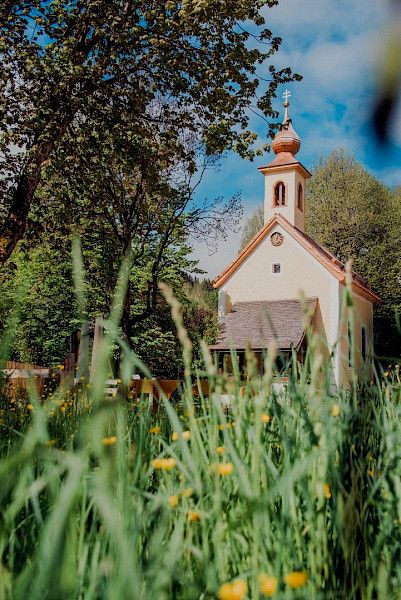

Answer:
[272,263,281,274]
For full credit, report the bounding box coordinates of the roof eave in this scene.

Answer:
[258,162,312,179]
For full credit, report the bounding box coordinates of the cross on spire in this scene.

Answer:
[282,89,291,123]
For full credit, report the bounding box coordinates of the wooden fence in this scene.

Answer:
[1,361,212,405]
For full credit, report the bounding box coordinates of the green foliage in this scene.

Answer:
[306,150,401,357]
[0,0,300,262]
[0,245,77,364]
[130,279,218,378]
[0,304,401,598]
[239,203,264,250]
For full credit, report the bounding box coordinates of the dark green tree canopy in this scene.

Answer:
[0,0,299,262]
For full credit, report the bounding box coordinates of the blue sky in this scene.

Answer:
[191,0,401,278]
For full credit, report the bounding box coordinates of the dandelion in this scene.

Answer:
[151,458,176,471]
[27,404,33,411]
[218,463,234,476]
[149,426,160,434]
[259,573,278,596]
[102,436,117,446]
[182,487,193,498]
[260,413,272,424]
[384,371,389,378]
[218,423,233,431]
[284,571,308,589]
[216,446,225,455]
[331,404,340,417]
[187,511,201,522]
[218,579,247,600]
[172,430,191,441]
[323,483,331,499]
[168,495,179,508]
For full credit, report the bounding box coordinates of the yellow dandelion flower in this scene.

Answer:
[151,458,176,471]
[218,579,247,600]
[259,573,278,596]
[323,483,331,499]
[149,426,160,434]
[187,511,201,522]
[260,413,272,424]
[218,463,234,476]
[182,487,193,498]
[172,430,191,441]
[216,446,225,455]
[331,404,340,417]
[168,495,179,508]
[384,371,389,377]
[59,365,64,371]
[218,423,233,431]
[27,403,33,411]
[102,436,117,446]
[284,571,308,589]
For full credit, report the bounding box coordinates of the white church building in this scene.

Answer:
[210,93,380,386]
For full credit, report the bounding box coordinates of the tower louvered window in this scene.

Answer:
[297,183,303,211]
[274,182,286,206]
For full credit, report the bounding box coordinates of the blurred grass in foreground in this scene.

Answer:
[0,255,400,599]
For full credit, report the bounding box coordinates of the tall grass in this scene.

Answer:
[0,266,400,599]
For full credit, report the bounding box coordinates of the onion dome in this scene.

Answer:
[271,91,301,156]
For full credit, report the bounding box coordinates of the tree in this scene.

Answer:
[0,0,299,264]
[0,243,76,365]
[238,150,401,356]
[306,150,401,356]
[239,203,264,250]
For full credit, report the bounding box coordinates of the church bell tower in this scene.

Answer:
[258,91,311,232]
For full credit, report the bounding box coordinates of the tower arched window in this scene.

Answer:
[274,181,286,207]
[297,183,303,211]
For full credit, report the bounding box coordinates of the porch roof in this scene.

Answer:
[209,298,318,352]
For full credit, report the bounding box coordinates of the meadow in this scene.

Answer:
[0,286,400,600]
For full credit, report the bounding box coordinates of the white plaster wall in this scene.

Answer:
[339,288,374,385]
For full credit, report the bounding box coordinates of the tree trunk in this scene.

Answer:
[122,279,132,342]
[0,140,54,264]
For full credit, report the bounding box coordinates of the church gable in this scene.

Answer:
[212,213,380,304]
[213,215,335,308]
[213,214,337,291]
